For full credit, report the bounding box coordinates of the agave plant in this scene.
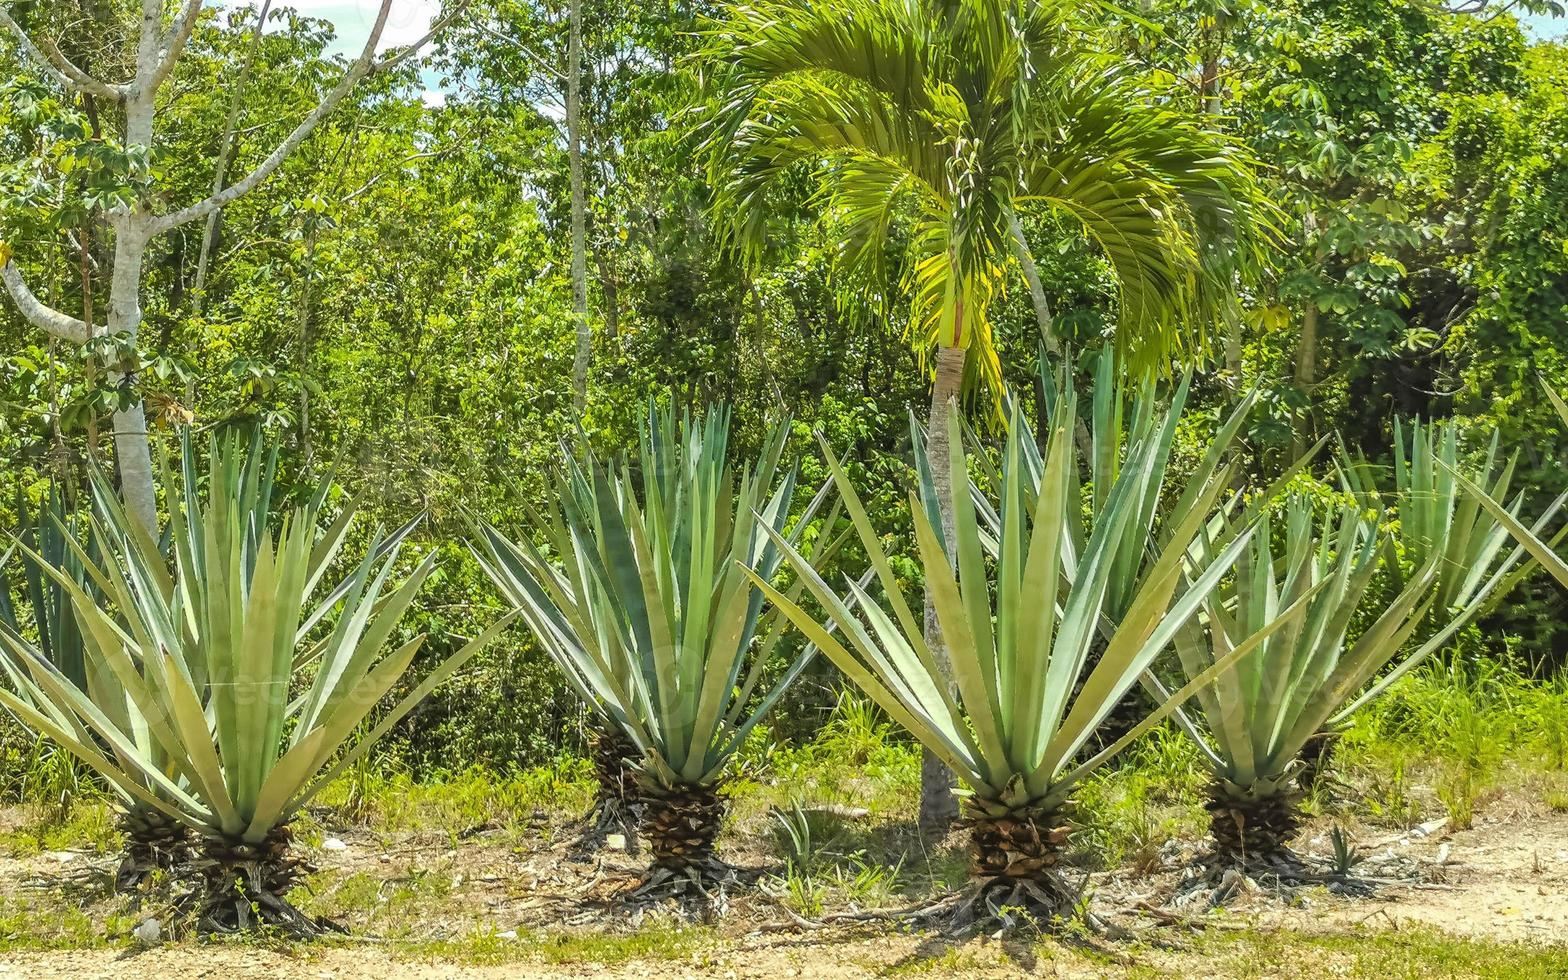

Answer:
[1307,417,1559,784]
[0,433,508,935]
[959,353,1321,744]
[1160,501,1424,873]
[0,486,188,881]
[964,352,1326,609]
[0,488,93,693]
[470,405,836,897]
[747,394,1308,930]
[1443,385,1568,594]
[1344,418,1542,631]
[1163,465,1545,875]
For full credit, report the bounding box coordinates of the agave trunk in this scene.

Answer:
[1205,777,1305,873]
[116,806,194,889]
[959,802,1085,921]
[1296,730,1342,791]
[187,825,336,938]
[579,728,642,853]
[641,781,728,884]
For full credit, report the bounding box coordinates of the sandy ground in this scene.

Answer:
[1,803,1565,978]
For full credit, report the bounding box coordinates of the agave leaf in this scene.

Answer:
[756,366,1253,813]
[1447,463,1568,590]
[472,405,827,791]
[0,432,500,845]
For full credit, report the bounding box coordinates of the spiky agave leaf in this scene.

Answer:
[1162,468,1542,870]
[1161,500,1416,867]
[746,389,1305,927]
[1343,418,1552,631]
[0,432,509,931]
[956,349,1324,633]
[1,486,94,692]
[1440,382,1568,598]
[945,350,1327,765]
[1318,424,1557,724]
[470,403,838,885]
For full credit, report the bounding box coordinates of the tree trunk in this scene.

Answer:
[567,0,591,409]
[1293,302,1319,457]
[107,61,159,536]
[1009,212,1057,355]
[296,225,319,466]
[596,251,619,341]
[105,217,158,535]
[919,343,965,832]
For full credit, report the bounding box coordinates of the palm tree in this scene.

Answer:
[701,0,1274,826]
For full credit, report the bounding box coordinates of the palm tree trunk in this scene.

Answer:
[919,343,965,832]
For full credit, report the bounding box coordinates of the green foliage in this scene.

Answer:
[0,486,93,691]
[0,432,509,842]
[472,403,831,791]
[0,0,1565,798]
[753,374,1277,816]
[1170,499,1428,789]
[701,0,1276,394]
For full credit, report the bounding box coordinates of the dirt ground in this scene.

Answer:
[1,801,1565,978]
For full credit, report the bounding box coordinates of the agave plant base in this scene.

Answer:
[632,782,739,909]
[1203,779,1308,877]
[935,806,1080,935]
[182,826,341,939]
[116,808,196,890]
[573,730,644,857]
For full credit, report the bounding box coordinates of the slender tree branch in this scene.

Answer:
[148,0,399,235]
[0,6,124,100]
[375,0,470,74]
[473,19,563,83]
[147,0,205,93]
[1,258,91,344]
[342,149,453,203]
[191,0,272,308]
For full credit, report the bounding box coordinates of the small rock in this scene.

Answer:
[605,833,627,851]
[803,804,871,820]
[497,930,518,940]
[133,917,162,946]
[321,837,348,852]
[44,851,76,864]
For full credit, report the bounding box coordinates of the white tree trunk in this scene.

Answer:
[106,30,160,535]
[104,213,157,533]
